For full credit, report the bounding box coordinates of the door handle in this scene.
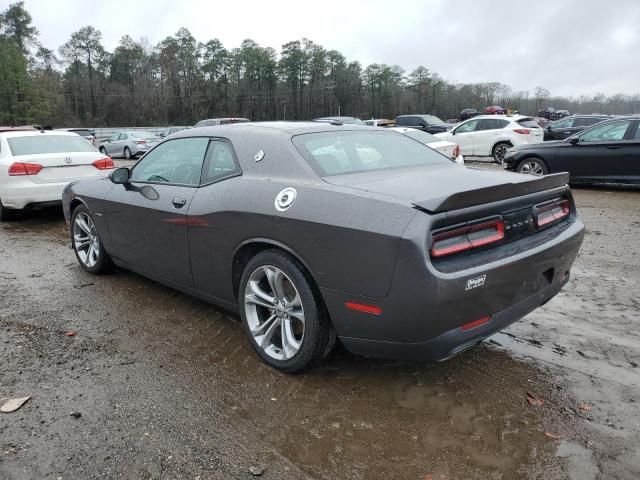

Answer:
[606,146,622,150]
[172,197,187,208]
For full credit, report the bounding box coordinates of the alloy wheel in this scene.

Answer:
[243,265,305,361]
[519,160,545,176]
[73,212,100,268]
[494,144,509,163]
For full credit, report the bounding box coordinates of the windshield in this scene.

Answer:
[8,135,97,156]
[292,130,450,176]
[423,115,444,125]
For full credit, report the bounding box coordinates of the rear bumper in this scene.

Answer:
[0,181,69,209]
[340,272,568,361]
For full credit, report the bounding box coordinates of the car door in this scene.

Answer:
[105,133,120,156]
[475,118,508,155]
[620,120,640,183]
[187,140,244,299]
[450,118,481,155]
[553,119,633,182]
[103,136,210,286]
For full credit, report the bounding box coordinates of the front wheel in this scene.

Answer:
[492,142,511,163]
[123,146,132,160]
[71,205,112,274]
[517,158,548,176]
[239,250,331,373]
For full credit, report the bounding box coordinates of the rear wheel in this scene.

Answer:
[71,205,112,274]
[239,250,331,373]
[517,157,548,176]
[99,146,107,154]
[123,146,132,160]
[492,142,511,163]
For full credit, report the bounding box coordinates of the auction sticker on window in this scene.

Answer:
[465,274,486,291]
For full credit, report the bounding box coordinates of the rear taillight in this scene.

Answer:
[8,162,43,176]
[92,157,115,170]
[513,128,531,135]
[452,144,460,159]
[135,140,147,144]
[535,199,570,228]
[431,219,505,258]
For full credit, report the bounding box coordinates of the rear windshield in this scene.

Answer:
[517,118,541,128]
[292,130,450,176]
[8,135,97,156]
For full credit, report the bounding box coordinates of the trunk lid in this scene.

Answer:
[16,152,105,184]
[324,165,569,213]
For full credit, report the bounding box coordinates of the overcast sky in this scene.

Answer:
[18,0,640,97]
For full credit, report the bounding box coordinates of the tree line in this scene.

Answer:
[2,1,640,128]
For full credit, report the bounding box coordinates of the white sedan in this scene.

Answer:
[434,115,543,163]
[391,127,463,164]
[0,130,114,220]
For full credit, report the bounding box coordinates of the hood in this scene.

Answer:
[512,140,566,151]
[324,165,569,213]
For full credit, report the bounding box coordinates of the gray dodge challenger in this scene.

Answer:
[62,122,585,373]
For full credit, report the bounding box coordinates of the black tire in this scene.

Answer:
[239,249,331,374]
[123,146,132,160]
[0,201,17,221]
[99,146,107,155]
[516,157,549,176]
[70,205,113,274]
[492,142,512,163]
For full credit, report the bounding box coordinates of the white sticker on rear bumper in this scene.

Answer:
[465,275,486,291]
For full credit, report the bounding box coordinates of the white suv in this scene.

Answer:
[435,115,543,163]
[0,130,114,220]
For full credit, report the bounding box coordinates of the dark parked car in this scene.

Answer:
[62,122,584,373]
[543,115,610,141]
[395,114,452,134]
[460,109,479,121]
[504,116,640,183]
[314,116,366,125]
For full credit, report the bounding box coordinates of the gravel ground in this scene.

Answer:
[1,162,638,479]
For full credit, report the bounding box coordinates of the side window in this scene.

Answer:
[195,121,205,128]
[633,122,640,140]
[201,141,241,184]
[579,121,632,143]
[455,119,480,133]
[130,137,209,185]
[109,133,119,141]
[118,133,127,141]
[205,120,217,126]
[496,119,509,129]
[550,117,574,129]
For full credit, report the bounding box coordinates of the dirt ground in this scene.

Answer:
[1,162,638,479]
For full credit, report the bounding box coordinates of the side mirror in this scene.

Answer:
[546,126,552,131]
[568,137,580,145]
[110,167,130,184]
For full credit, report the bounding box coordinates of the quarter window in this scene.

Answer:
[550,117,574,129]
[579,120,632,143]
[201,141,241,184]
[130,137,209,185]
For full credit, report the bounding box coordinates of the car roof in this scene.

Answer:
[0,126,38,133]
[178,121,374,138]
[0,130,79,138]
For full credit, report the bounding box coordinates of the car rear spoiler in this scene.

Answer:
[413,172,570,213]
